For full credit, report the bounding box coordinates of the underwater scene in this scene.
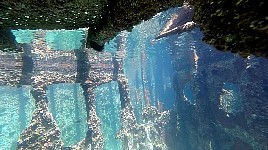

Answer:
[0,6,268,150]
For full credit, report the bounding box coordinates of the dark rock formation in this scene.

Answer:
[0,0,184,51]
[1,0,267,57]
[188,0,267,57]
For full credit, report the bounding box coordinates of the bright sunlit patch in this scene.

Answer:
[45,29,86,51]
[47,83,88,147]
[219,83,242,115]
[0,86,35,149]
[12,29,34,44]
[183,82,195,105]
[95,82,122,150]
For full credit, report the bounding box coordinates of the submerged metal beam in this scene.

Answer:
[0,29,137,149]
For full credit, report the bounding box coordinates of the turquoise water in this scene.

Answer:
[0,7,268,150]
[0,86,35,150]
[95,82,122,150]
[47,83,88,147]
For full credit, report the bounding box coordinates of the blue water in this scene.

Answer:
[47,83,88,147]
[1,7,268,150]
[0,86,35,150]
